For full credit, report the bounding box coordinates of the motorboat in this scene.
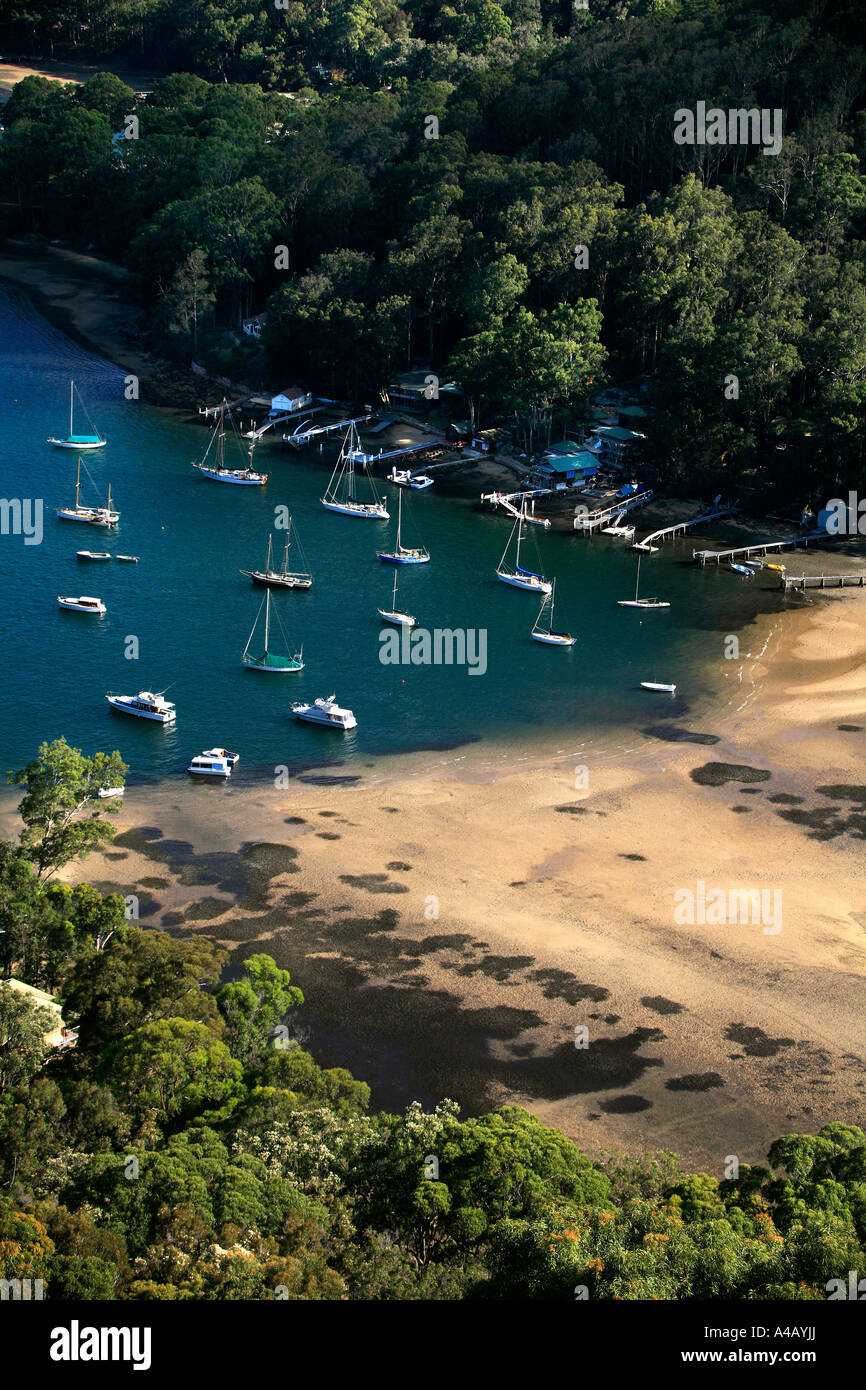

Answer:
[57,594,106,613]
[77,550,111,561]
[292,694,357,730]
[187,750,236,777]
[106,690,176,722]
[388,468,434,490]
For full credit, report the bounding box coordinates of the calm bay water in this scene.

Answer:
[0,281,782,784]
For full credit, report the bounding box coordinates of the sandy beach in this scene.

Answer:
[4,585,850,1173]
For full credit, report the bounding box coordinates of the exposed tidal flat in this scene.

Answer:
[2,280,866,1170]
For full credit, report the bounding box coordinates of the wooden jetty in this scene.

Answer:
[573,490,655,533]
[635,504,738,552]
[780,573,866,591]
[693,530,828,565]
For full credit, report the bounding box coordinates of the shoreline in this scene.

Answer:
[1,589,861,1172]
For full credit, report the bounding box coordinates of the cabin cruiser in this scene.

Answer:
[187,748,239,777]
[388,468,434,490]
[106,690,176,723]
[292,695,357,730]
[57,595,106,613]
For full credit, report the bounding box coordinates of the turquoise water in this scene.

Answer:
[0,281,782,783]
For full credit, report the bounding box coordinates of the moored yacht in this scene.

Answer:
[106,690,176,723]
[58,594,106,614]
[292,694,357,730]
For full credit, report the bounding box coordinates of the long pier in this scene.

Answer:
[635,504,738,552]
[693,530,828,565]
[573,489,655,533]
[352,440,444,467]
[781,572,866,591]
[283,415,371,446]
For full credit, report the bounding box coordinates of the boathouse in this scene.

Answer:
[269,385,313,416]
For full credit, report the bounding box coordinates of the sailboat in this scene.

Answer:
[377,570,416,627]
[241,589,304,671]
[496,502,551,593]
[193,401,267,485]
[56,457,119,526]
[240,523,312,589]
[531,580,575,646]
[322,423,388,518]
[617,553,670,608]
[47,380,106,449]
[378,490,429,564]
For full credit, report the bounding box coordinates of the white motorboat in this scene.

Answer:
[187,750,235,777]
[98,786,125,798]
[202,747,239,765]
[322,424,388,518]
[496,503,551,593]
[77,550,111,561]
[106,690,176,723]
[378,570,416,626]
[57,594,106,614]
[193,401,267,485]
[388,468,434,490]
[56,457,119,525]
[531,580,575,646]
[617,553,670,608]
[48,380,106,449]
[292,694,357,730]
[641,682,676,693]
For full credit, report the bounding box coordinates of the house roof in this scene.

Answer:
[272,385,310,400]
[597,425,646,442]
[539,452,598,473]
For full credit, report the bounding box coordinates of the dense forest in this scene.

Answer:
[1,1,865,493]
[1,738,866,1301]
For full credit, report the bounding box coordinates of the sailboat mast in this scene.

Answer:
[69,380,74,437]
[396,490,402,551]
[265,535,272,573]
[75,457,81,509]
[392,570,398,607]
[264,589,270,651]
[282,533,290,576]
[635,554,641,601]
[217,401,225,471]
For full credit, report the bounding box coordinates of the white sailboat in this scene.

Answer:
[617,553,670,608]
[531,580,575,646]
[240,523,312,589]
[322,423,388,518]
[192,401,267,485]
[378,570,416,627]
[378,489,429,564]
[56,457,119,526]
[496,502,551,593]
[48,380,106,449]
[241,589,304,672]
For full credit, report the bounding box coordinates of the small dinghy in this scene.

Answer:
[116,554,139,563]
[641,681,676,694]
[730,563,753,576]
